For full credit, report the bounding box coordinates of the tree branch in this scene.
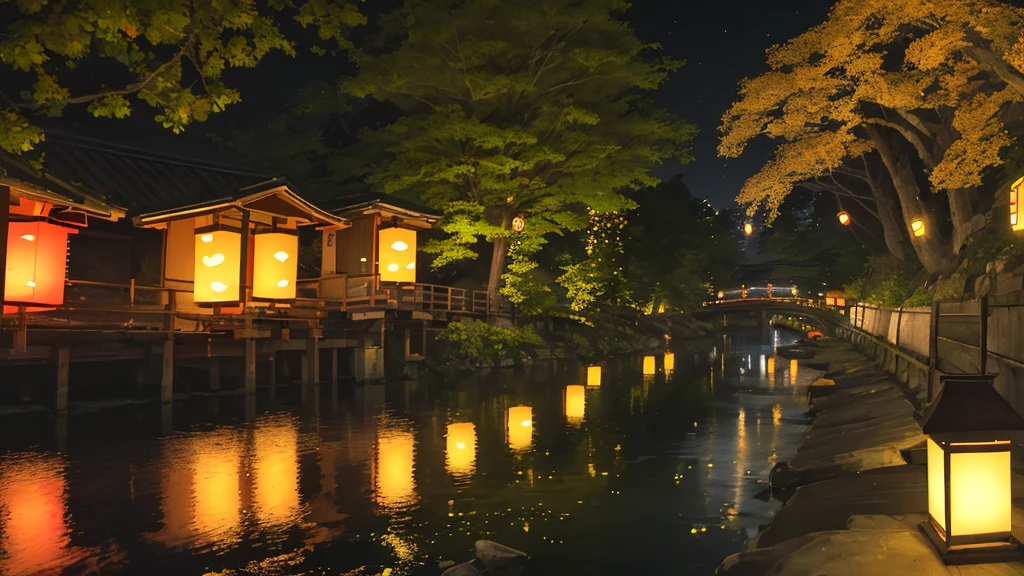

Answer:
[61,40,193,106]
[863,117,936,168]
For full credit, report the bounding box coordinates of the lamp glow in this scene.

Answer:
[253,417,300,527]
[379,227,417,282]
[506,406,533,451]
[194,230,241,302]
[911,219,926,237]
[920,376,1024,564]
[20,234,34,241]
[789,359,798,385]
[564,385,585,425]
[837,211,850,226]
[1011,177,1024,232]
[5,221,77,307]
[445,422,477,478]
[664,352,675,372]
[587,365,602,387]
[643,355,656,376]
[374,428,417,510]
[743,223,753,236]
[0,454,71,574]
[766,356,775,375]
[253,233,298,299]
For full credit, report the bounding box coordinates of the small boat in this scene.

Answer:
[775,345,816,359]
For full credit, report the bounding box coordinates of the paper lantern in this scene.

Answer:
[837,211,851,226]
[194,230,241,302]
[920,376,1024,564]
[252,233,298,299]
[506,406,533,451]
[375,429,417,510]
[253,418,300,527]
[1011,177,1024,231]
[5,221,76,306]
[664,352,675,372]
[564,385,585,425]
[445,422,477,478]
[378,227,417,283]
[587,365,602,387]
[642,355,656,376]
[743,223,753,236]
[911,219,926,237]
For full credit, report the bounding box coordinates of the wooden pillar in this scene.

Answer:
[331,348,339,387]
[208,357,221,391]
[161,338,174,404]
[55,345,70,412]
[304,336,320,385]
[0,185,9,306]
[244,339,257,394]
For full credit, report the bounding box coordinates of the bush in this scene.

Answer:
[433,320,543,369]
[845,255,922,307]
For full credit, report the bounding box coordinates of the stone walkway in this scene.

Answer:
[717,338,1024,575]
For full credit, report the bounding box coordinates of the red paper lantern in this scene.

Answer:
[5,221,76,307]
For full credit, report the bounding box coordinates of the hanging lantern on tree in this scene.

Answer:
[911,219,926,237]
[837,211,851,226]
[743,222,753,236]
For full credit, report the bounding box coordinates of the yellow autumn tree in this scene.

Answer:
[721,0,1024,275]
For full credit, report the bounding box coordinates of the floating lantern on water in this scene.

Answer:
[564,385,586,425]
[445,422,477,478]
[506,406,533,451]
[920,376,1024,564]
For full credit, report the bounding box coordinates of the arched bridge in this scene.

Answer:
[695,288,846,336]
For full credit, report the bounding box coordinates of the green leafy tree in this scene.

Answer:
[0,0,364,154]
[346,0,696,299]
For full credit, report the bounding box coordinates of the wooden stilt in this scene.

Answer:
[56,345,70,412]
[331,348,339,387]
[304,336,320,385]
[161,339,174,404]
[244,339,257,394]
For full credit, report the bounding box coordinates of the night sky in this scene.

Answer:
[34,0,834,209]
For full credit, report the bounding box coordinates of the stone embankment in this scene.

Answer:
[717,338,1024,576]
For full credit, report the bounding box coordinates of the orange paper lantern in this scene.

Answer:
[5,221,76,306]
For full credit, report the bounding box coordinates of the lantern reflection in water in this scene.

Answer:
[564,385,586,426]
[253,416,300,528]
[374,427,417,510]
[0,453,72,574]
[789,359,798,385]
[642,355,656,376]
[587,365,602,387]
[766,356,775,375]
[191,430,243,546]
[506,406,533,452]
[445,423,477,478]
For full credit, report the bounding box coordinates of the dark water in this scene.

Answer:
[0,329,814,575]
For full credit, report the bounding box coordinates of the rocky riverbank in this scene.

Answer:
[717,338,1024,575]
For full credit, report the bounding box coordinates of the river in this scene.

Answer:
[0,328,814,575]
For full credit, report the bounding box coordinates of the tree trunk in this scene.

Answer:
[947,188,975,253]
[868,125,950,275]
[487,212,512,298]
[863,155,915,263]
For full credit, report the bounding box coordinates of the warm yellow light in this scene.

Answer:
[950,447,1011,536]
[1012,177,1024,232]
[375,428,417,510]
[927,438,947,533]
[379,227,417,282]
[565,385,586,425]
[664,352,675,372]
[837,211,850,226]
[194,230,241,302]
[766,356,775,375]
[253,417,300,527]
[253,233,298,300]
[507,406,533,451]
[789,359,798,385]
[587,365,602,387]
[6,221,76,307]
[192,431,242,544]
[744,222,753,236]
[717,290,724,299]
[445,422,477,478]
[26,281,36,288]
[911,219,925,237]
[643,355,656,376]
[0,454,70,574]
[19,234,34,241]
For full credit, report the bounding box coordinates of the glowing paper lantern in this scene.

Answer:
[445,422,477,478]
[837,211,851,226]
[375,429,417,510]
[253,418,300,527]
[717,290,725,300]
[587,365,602,387]
[1011,177,1024,232]
[5,221,76,306]
[642,355,656,376]
[253,233,298,299]
[378,227,417,283]
[911,219,926,237]
[506,406,533,451]
[743,223,753,236]
[194,230,241,302]
[664,352,675,372]
[920,376,1024,563]
[564,385,585,425]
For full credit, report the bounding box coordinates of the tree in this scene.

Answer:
[719,0,1024,275]
[346,0,696,299]
[0,0,364,154]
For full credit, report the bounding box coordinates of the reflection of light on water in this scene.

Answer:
[506,406,534,452]
[374,427,417,511]
[758,355,766,375]
[772,404,782,427]
[766,356,775,375]
[0,453,72,574]
[445,422,477,478]
[192,431,242,546]
[735,408,748,512]
[789,359,798,385]
[564,385,585,426]
[253,416,300,528]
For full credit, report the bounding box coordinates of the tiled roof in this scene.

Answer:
[326,192,441,221]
